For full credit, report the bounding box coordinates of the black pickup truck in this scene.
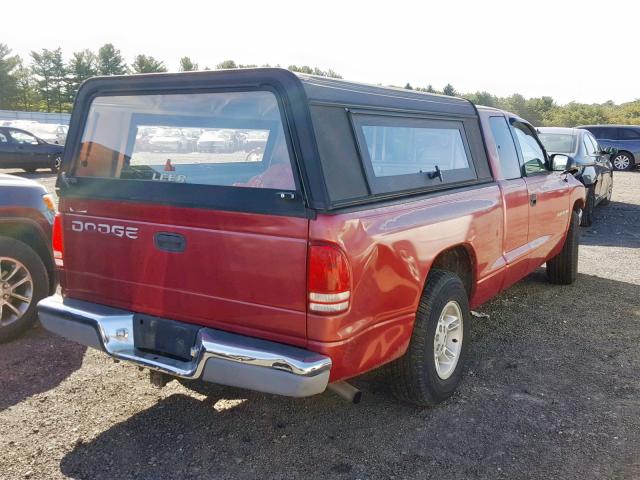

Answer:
[0,173,57,342]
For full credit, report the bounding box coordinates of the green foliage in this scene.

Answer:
[67,49,99,102]
[30,48,69,112]
[179,56,198,72]
[0,43,20,109]
[216,60,237,69]
[287,65,342,78]
[13,60,39,111]
[98,44,128,75]
[131,55,167,74]
[215,60,259,69]
[442,83,457,96]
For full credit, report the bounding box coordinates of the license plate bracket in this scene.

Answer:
[133,314,200,361]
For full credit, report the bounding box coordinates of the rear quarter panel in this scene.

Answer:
[308,185,504,380]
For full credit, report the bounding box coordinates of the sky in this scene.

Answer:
[4,0,638,105]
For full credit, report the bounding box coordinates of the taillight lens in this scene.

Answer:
[52,213,64,267]
[308,244,351,314]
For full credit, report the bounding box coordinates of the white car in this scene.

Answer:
[28,124,69,145]
[196,130,236,153]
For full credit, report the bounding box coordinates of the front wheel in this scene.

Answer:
[612,152,634,171]
[0,237,49,343]
[547,211,579,285]
[51,155,62,173]
[389,270,470,406]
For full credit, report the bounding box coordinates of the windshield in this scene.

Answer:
[74,90,296,190]
[538,133,576,154]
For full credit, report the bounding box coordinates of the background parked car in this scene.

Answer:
[148,128,193,153]
[197,129,236,152]
[0,173,57,342]
[28,123,68,145]
[0,127,64,173]
[538,127,613,226]
[577,124,640,171]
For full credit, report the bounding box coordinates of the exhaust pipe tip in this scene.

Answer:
[327,381,362,404]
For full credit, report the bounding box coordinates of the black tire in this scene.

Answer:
[23,168,37,174]
[580,186,595,227]
[51,155,62,173]
[389,269,471,407]
[600,177,613,205]
[0,237,49,343]
[546,211,579,285]
[612,152,634,171]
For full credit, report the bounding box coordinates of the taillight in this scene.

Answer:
[308,244,351,314]
[52,213,64,267]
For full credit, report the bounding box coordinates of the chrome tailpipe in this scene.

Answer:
[327,381,362,404]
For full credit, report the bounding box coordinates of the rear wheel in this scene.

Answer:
[580,186,595,226]
[612,152,633,171]
[389,270,470,406]
[0,237,49,343]
[546,211,579,285]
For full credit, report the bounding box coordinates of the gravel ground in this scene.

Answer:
[1,170,639,480]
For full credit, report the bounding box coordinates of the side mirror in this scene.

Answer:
[550,153,578,174]
[602,146,618,156]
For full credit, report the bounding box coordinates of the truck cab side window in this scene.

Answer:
[512,124,547,175]
[489,116,521,179]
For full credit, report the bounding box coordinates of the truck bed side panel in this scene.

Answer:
[308,185,505,380]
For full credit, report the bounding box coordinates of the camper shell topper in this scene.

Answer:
[59,68,494,214]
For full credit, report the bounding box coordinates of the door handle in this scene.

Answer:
[529,193,537,206]
[154,232,186,252]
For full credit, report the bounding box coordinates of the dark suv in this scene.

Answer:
[0,174,57,342]
[578,125,640,171]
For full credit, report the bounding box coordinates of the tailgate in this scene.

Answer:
[58,85,310,343]
[61,199,308,340]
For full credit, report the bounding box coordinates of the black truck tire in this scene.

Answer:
[389,269,470,407]
[546,211,579,285]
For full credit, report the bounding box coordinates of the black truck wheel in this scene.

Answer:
[546,211,579,285]
[389,269,470,406]
[0,237,49,343]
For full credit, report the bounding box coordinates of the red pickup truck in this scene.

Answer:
[38,69,585,406]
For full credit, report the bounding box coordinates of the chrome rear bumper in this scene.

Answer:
[37,295,331,398]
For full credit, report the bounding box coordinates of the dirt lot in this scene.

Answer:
[1,170,639,480]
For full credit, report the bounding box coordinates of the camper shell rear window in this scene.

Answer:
[74,91,296,191]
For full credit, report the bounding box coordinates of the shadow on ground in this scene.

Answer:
[0,325,86,412]
[580,200,640,248]
[59,272,640,480]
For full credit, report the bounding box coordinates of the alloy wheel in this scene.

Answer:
[613,154,631,170]
[433,300,464,380]
[0,257,33,327]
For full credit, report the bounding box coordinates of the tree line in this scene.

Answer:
[0,42,342,114]
[0,42,638,127]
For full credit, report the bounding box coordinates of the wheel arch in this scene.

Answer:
[427,244,476,300]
